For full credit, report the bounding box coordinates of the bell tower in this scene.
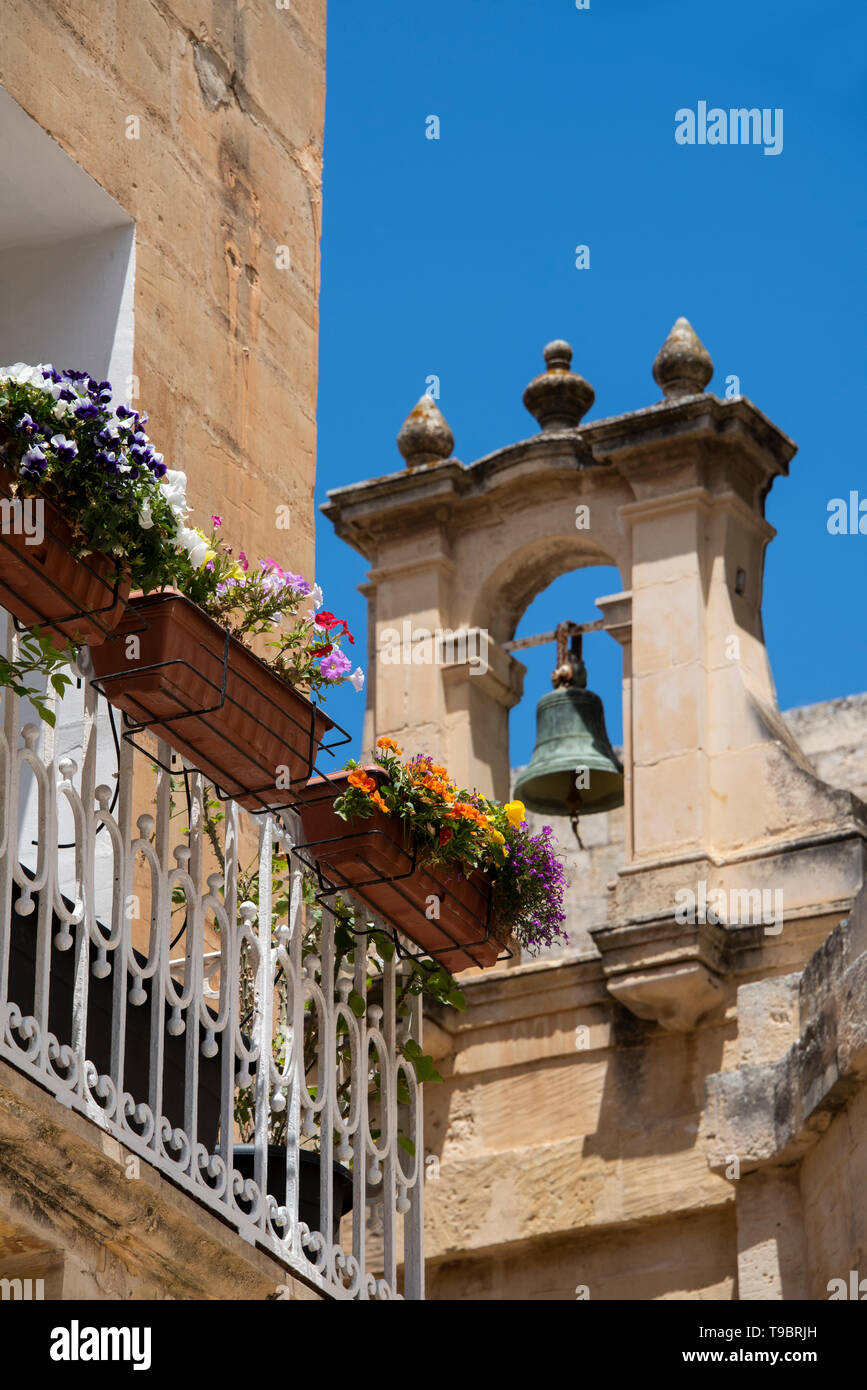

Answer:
[323,320,867,1020]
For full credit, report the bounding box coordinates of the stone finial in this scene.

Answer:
[522,340,595,431]
[397,395,455,468]
[652,317,714,399]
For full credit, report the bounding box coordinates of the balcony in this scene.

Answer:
[0,617,424,1300]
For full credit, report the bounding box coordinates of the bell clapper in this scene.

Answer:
[567,778,585,847]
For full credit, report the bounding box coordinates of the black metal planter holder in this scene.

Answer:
[286,772,512,970]
[90,608,350,814]
[306,863,513,973]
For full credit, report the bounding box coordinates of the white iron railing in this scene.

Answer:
[0,617,424,1300]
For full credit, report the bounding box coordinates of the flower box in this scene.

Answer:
[90,589,332,811]
[295,769,503,972]
[0,465,129,646]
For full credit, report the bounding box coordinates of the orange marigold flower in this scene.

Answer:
[369,790,388,812]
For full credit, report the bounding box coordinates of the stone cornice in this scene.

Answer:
[323,394,796,557]
[704,893,867,1174]
[619,486,777,542]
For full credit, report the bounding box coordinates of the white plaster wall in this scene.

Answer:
[0,87,135,909]
[0,225,135,392]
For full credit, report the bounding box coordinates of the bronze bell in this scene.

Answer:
[514,633,624,826]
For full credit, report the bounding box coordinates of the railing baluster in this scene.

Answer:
[0,615,17,1030]
[110,727,135,1131]
[319,893,335,1279]
[380,945,398,1293]
[182,772,204,1172]
[403,984,425,1300]
[350,896,368,1298]
[0,649,425,1298]
[253,815,274,1233]
[285,851,303,1260]
[217,797,238,1206]
[147,746,171,1157]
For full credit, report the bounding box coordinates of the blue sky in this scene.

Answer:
[316,0,867,766]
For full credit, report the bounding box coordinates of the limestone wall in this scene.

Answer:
[422,692,867,1301]
[703,881,867,1301]
[0,0,326,576]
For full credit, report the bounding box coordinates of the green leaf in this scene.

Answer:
[415,1056,443,1084]
[347,989,366,1018]
[397,1135,416,1157]
[401,1039,442,1084]
[335,924,355,958]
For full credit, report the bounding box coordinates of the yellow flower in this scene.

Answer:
[488,828,505,845]
[203,548,217,567]
[504,800,526,827]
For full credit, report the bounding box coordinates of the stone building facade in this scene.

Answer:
[0,0,324,579]
[324,324,867,1301]
[0,0,327,1300]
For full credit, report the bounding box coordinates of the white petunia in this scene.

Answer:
[310,582,323,610]
[139,501,154,530]
[178,526,209,569]
[349,667,365,692]
[52,400,71,419]
[160,468,189,515]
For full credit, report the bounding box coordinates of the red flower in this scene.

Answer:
[311,642,333,658]
[315,612,356,645]
[439,827,453,845]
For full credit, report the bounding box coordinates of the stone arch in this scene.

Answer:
[471,533,624,646]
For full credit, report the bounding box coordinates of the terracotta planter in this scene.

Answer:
[0,465,129,646]
[90,590,332,811]
[296,770,503,973]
